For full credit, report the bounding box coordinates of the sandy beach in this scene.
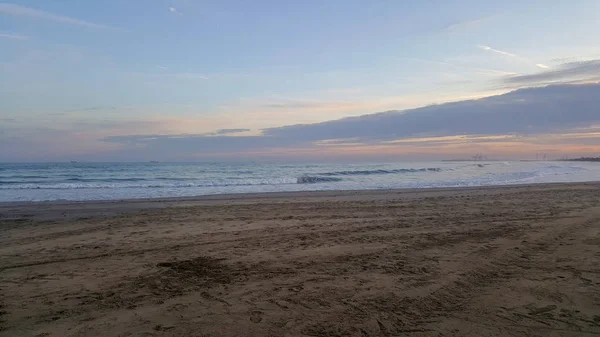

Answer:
[1,183,600,337]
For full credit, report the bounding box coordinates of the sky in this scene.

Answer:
[1,0,600,162]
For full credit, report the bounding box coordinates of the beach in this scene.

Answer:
[1,183,600,337]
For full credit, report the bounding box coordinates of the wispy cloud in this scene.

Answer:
[444,18,485,32]
[478,45,517,57]
[169,7,183,16]
[207,128,251,136]
[262,101,363,110]
[551,56,595,64]
[0,3,122,30]
[478,45,553,71]
[0,32,28,40]
[127,71,208,81]
[64,106,117,113]
[443,15,497,33]
[400,57,517,76]
[504,60,600,86]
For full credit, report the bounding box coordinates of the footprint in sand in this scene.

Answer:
[289,285,303,292]
[529,304,557,315]
[250,310,263,323]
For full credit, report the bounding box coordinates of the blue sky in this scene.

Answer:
[1,0,600,161]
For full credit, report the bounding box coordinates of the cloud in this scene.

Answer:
[380,134,518,145]
[209,128,251,135]
[0,32,28,40]
[64,106,117,113]
[99,84,600,160]
[399,57,517,76]
[442,15,497,33]
[261,101,367,110]
[0,3,122,30]
[505,60,600,86]
[104,128,254,141]
[551,55,600,64]
[261,84,600,143]
[100,134,295,158]
[68,119,159,131]
[478,45,517,57]
[129,71,208,80]
[444,18,485,32]
[169,7,183,15]
[478,45,556,71]
[156,65,169,70]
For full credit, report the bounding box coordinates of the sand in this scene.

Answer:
[1,183,600,337]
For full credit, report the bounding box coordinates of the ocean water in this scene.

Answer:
[0,161,599,202]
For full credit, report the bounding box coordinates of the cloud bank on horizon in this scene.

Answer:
[100,83,600,160]
[1,1,600,161]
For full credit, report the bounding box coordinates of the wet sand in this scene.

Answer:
[1,183,600,336]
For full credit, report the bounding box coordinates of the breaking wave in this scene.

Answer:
[0,179,298,190]
[316,167,444,176]
[297,176,344,184]
[295,167,444,184]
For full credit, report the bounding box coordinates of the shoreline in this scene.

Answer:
[3,179,599,206]
[2,181,600,221]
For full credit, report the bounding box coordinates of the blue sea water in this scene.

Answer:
[0,161,599,202]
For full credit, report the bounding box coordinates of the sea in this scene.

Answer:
[0,161,599,202]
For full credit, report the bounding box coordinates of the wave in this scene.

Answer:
[3,175,348,189]
[317,167,444,176]
[0,178,298,190]
[297,176,343,184]
[66,177,204,182]
[1,176,201,183]
[1,177,154,184]
[155,177,199,181]
[545,165,585,171]
[0,175,50,179]
[0,180,49,185]
[66,177,149,182]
